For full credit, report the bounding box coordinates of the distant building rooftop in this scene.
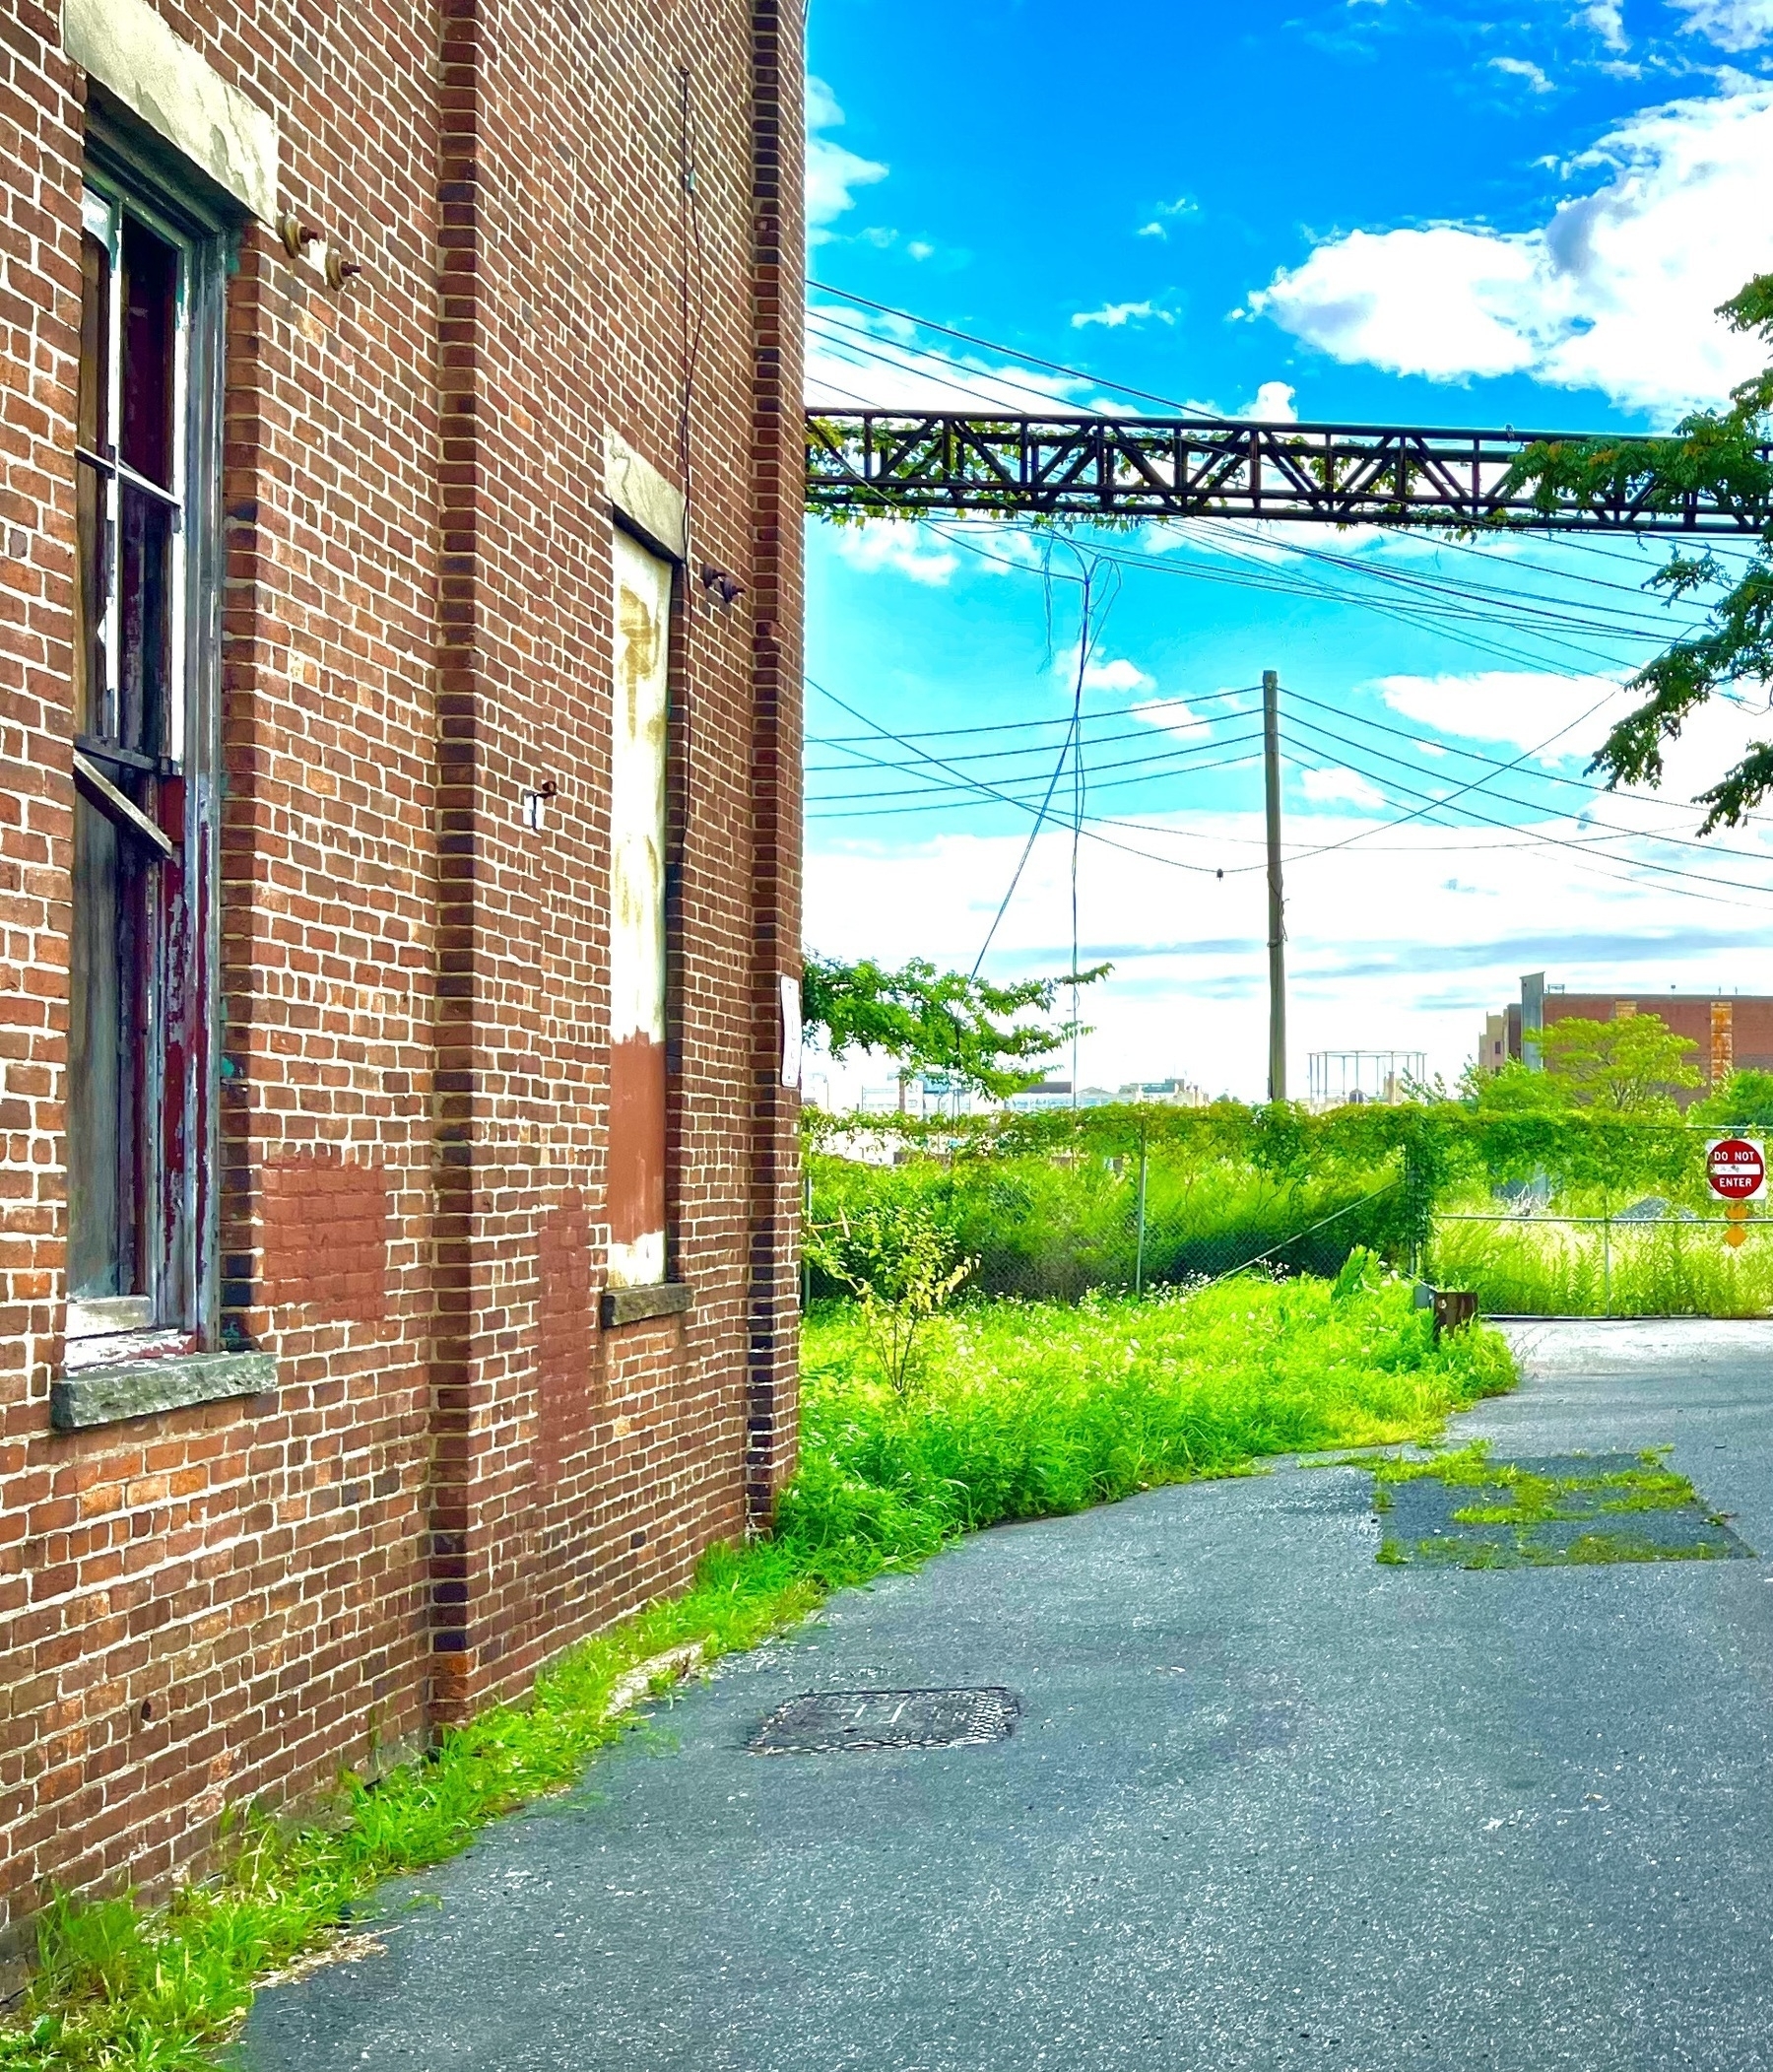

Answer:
[1483,971,1773,1107]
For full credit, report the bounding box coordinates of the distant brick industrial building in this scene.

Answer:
[1482,972,1773,1105]
[0,0,803,1957]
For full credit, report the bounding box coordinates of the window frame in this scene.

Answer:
[66,108,230,1356]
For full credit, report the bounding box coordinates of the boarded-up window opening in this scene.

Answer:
[68,151,224,1341]
[607,530,672,1289]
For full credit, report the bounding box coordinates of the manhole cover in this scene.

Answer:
[749,1687,1019,1755]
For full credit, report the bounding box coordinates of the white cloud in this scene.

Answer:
[1669,0,1773,46]
[1374,672,1632,765]
[1490,55,1555,91]
[1129,697,1202,742]
[829,521,958,586]
[805,796,1773,1103]
[806,78,887,244]
[1299,767,1387,809]
[1079,657,1156,694]
[1247,85,1773,422]
[1583,0,1628,49]
[1135,197,1199,241]
[1071,301,1172,329]
[1248,379,1298,422]
[1371,667,1773,818]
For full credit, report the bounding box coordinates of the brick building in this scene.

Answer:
[1483,971,1773,1106]
[0,0,804,1955]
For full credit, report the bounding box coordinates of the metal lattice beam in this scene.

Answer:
[805,410,1773,535]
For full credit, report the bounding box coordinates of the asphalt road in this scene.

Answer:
[241,1320,1773,2072]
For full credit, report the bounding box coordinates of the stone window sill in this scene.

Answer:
[50,1350,278,1433]
[600,1282,691,1330]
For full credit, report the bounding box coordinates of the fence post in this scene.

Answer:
[1602,1209,1611,1317]
[1135,1129,1149,1299]
[1403,1141,1434,1279]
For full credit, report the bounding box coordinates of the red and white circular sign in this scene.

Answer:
[1707,1136,1767,1201]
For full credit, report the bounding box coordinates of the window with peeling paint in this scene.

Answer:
[67,138,226,1354]
[607,529,672,1290]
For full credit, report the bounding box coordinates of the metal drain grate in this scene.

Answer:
[749,1686,1019,1755]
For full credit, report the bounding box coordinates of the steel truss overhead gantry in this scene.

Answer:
[806,410,1773,534]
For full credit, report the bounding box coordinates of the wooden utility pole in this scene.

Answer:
[1263,669,1286,1103]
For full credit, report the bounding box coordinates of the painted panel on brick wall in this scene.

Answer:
[607,529,670,1288]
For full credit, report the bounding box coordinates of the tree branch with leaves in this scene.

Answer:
[800,953,1110,1098]
[1499,274,1773,830]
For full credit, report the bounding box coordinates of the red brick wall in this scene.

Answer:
[0,0,802,1955]
[1545,996,1773,1105]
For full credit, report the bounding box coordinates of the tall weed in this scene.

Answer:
[1431,1215,1773,1316]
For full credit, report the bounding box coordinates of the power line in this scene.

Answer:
[1280,718,1773,900]
[806,310,1098,421]
[921,517,1655,679]
[1279,685,1773,851]
[806,676,1233,876]
[808,729,1264,804]
[807,308,1110,422]
[807,748,1263,818]
[805,704,1244,772]
[809,686,1259,747]
[809,281,1215,419]
[1280,744,1773,915]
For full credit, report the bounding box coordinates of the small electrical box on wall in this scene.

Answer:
[520,781,557,831]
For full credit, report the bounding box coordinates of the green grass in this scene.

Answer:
[1,1268,1512,2072]
[1428,1211,1773,1317]
[1371,1441,1733,1567]
[806,1148,1411,1302]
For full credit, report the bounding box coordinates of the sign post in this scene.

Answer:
[1706,1136,1766,1247]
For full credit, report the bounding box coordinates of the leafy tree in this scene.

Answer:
[800,953,1109,1098]
[1500,274,1773,829]
[1689,1067,1773,1132]
[1471,1059,1572,1115]
[1531,1012,1701,1116]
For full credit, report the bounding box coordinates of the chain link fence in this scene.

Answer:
[805,1105,1773,1316]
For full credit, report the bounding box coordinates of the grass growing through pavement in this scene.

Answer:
[1371,1441,1733,1567]
[1,1264,1511,2072]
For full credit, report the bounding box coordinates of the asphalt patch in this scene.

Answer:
[1375,1451,1756,1569]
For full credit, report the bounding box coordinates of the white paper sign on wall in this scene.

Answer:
[779,971,803,1091]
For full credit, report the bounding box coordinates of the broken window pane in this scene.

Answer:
[67,180,193,1321]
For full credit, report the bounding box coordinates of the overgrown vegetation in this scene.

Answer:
[788,1259,1513,1566]
[803,1195,976,1393]
[1372,1442,1740,1568]
[1,1265,1509,2072]
[1428,1210,1773,1318]
[808,1065,1773,1316]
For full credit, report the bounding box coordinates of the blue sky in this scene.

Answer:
[799,0,1773,1102]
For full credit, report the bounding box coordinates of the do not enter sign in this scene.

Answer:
[1707,1137,1767,1201]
